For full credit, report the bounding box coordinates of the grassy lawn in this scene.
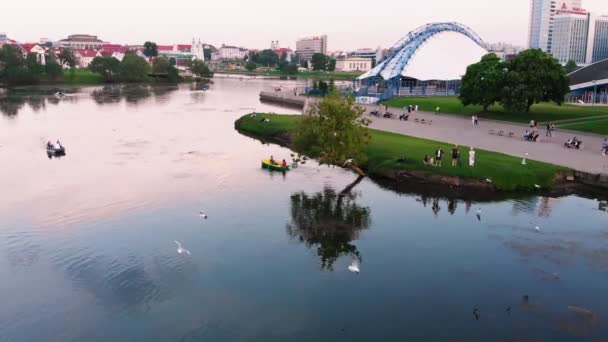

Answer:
[559,118,608,135]
[383,96,608,124]
[62,69,104,85]
[237,114,565,191]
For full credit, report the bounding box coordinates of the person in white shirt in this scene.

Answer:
[469,147,476,167]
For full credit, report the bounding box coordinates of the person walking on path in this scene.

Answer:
[451,145,460,167]
[435,147,444,167]
[415,104,419,112]
[435,107,440,114]
[546,122,552,138]
[469,147,476,167]
[474,115,479,126]
[471,115,475,126]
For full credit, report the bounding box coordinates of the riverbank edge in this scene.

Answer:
[234,115,607,197]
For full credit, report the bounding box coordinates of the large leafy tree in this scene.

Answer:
[311,53,329,71]
[143,41,158,58]
[89,56,120,82]
[0,45,40,85]
[459,53,505,111]
[501,49,569,113]
[152,56,179,82]
[564,59,578,74]
[190,59,213,78]
[254,49,279,67]
[294,90,370,174]
[118,53,150,82]
[58,48,78,68]
[44,61,63,80]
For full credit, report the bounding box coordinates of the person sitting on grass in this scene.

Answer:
[423,155,434,166]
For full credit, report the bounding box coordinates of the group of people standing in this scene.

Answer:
[424,145,476,167]
[403,104,419,114]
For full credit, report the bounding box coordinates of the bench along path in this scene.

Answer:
[362,106,608,175]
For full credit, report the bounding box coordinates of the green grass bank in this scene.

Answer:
[236,114,567,191]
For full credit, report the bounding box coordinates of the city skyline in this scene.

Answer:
[3,0,606,50]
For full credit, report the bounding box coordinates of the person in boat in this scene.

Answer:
[54,140,63,150]
[270,155,276,165]
[281,159,288,167]
[47,141,54,149]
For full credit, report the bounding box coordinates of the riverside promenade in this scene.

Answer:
[259,92,608,175]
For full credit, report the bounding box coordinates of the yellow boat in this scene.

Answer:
[261,159,290,172]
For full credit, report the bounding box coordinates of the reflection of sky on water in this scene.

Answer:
[2,79,608,341]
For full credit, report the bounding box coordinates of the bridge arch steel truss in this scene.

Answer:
[357,22,488,100]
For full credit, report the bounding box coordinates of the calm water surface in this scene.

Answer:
[1,79,608,341]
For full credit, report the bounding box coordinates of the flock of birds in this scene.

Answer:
[172,211,208,256]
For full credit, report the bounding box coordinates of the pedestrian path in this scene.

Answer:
[363,105,608,174]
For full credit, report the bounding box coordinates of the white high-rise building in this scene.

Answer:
[552,9,590,64]
[528,0,585,53]
[295,35,327,62]
[591,16,608,62]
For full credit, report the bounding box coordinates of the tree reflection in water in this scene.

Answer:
[286,177,370,271]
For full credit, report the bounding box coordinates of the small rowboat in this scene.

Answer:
[261,159,289,172]
[47,146,66,156]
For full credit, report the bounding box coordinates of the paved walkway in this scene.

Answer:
[363,105,608,174]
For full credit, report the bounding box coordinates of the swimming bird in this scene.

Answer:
[343,159,354,167]
[506,306,511,315]
[485,178,493,183]
[476,208,482,221]
[534,184,541,189]
[348,259,360,274]
[534,226,541,232]
[199,211,208,219]
[174,240,191,255]
[473,308,480,320]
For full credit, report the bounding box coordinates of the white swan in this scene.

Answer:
[174,240,191,255]
[348,259,360,274]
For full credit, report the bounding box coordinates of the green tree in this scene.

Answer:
[280,62,298,75]
[190,59,213,78]
[44,60,63,80]
[152,56,180,82]
[25,53,44,76]
[118,53,150,82]
[255,49,279,67]
[0,45,39,85]
[564,59,578,74]
[89,56,120,82]
[245,61,257,71]
[143,41,158,58]
[294,90,370,174]
[501,49,569,113]
[459,53,505,111]
[58,48,78,68]
[327,58,336,72]
[311,53,329,71]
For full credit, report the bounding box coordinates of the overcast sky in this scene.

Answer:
[2,0,606,79]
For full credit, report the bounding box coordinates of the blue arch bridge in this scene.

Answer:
[355,22,488,101]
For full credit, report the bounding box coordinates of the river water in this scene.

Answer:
[1,78,608,341]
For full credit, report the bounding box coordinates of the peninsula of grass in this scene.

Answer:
[383,96,608,126]
[61,69,105,85]
[236,114,568,191]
